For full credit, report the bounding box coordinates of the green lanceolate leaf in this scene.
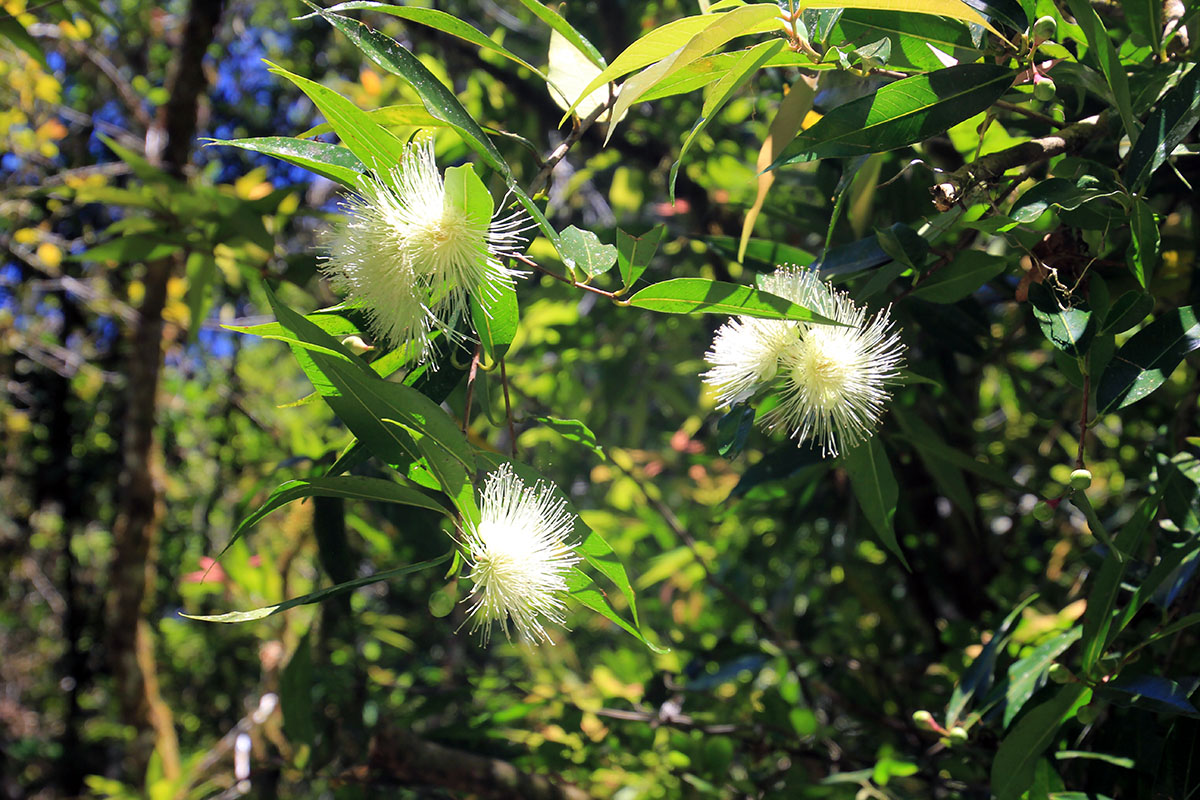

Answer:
[910,251,1008,303]
[1009,176,1124,223]
[224,476,451,557]
[514,0,605,69]
[1127,198,1159,288]
[1124,64,1200,191]
[308,5,510,177]
[840,437,907,568]
[209,137,365,187]
[566,568,665,652]
[469,286,519,363]
[1097,305,1200,413]
[670,39,784,200]
[1003,627,1083,727]
[628,278,840,323]
[801,0,995,33]
[829,9,981,72]
[1101,290,1153,335]
[324,2,547,78]
[946,593,1040,727]
[297,104,447,139]
[992,685,1092,800]
[1028,283,1095,357]
[184,554,450,623]
[529,415,607,460]
[768,64,1014,167]
[560,225,618,279]
[606,5,784,142]
[1065,0,1137,141]
[266,62,408,180]
[617,224,666,292]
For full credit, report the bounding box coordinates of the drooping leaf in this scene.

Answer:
[910,251,1008,303]
[566,569,665,651]
[1101,290,1154,335]
[210,136,365,187]
[514,0,606,69]
[769,64,1014,167]
[1099,675,1200,718]
[1124,64,1200,190]
[617,224,666,292]
[1097,305,1200,413]
[1127,198,1160,288]
[946,593,1040,727]
[1003,628,1083,727]
[991,685,1092,800]
[840,437,907,567]
[184,554,450,623]
[628,278,839,323]
[1029,283,1095,357]
[296,104,447,139]
[529,415,607,460]
[1065,0,1138,141]
[669,39,784,199]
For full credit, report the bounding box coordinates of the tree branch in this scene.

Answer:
[342,727,593,800]
[931,112,1109,211]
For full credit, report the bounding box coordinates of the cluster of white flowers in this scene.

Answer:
[704,266,905,457]
[322,138,528,361]
[460,463,581,644]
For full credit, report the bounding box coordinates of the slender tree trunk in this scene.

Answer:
[106,0,225,780]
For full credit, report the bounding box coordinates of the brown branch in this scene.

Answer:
[931,112,1110,211]
[993,99,1066,129]
[528,89,616,198]
[1076,372,1090,470]
[343,727,593,800]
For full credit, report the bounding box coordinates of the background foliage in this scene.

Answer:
[2,0,1199,798]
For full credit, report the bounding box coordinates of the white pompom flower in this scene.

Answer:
[322,138,528,361]
[764,268,905,456]
[461,463,581,644]
[701,267,820,406]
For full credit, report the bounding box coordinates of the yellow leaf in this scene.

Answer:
[738,75,816,262]
[799,0,1002,38]
[36,242,62,270]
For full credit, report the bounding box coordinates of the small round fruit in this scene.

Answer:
[948,726,969,744]
[1070,468,1093,490]
[1033,15,1057,40]
[912,710,936,731]
[1034,79,1057,103]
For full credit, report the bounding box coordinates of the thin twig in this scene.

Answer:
[1076,372,1090,470]
[994,99,1066,129]
[528,91,616,197]
[514,253,619,298]
[499,357,517,458]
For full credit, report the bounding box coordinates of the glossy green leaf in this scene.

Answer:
[910,251,1007,303]
[530,415,606,460]
[1009,176,1124,224]
[210,136,365,187]
[706,236,815,269]
[297,104,447,139]
[1029,283,1095,357]
[266,62,407,180]
[946,594,1040,727]
[992,685,1092,800]
[308,5,509,176]
[565,7,779,120]
[769,64,1014,166]
[669,39,784,200]
[514,0,605,69]
[225,476,450,557]
[628,278,839,323]
[607,5,784,142]
[560,225,617,279]
[1097,305,1200,413]
[617,224,666,292]
[1127,198,1160,288]
[1065,0,1137,141]
[1124,64,1200,190]
[1003,627,1083,727]
[325,2,546,78]
[469,286,518,364]
[566,569,665,651]
[829,9,980,72]
[840,437,907,568]
[1101,290,1154,335]
[1099,674,1200,717]
[184,554,450,623]
[1080,490,1163,673]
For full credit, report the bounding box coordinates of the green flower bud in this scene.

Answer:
[341,335,374,355]
[912,710,936,731]
[1032,502,1055,522]
[1033,79,1057,103]
[948,726,968,744]
[1033,15,1057,40]
[1047,663,1073,684]
[1070,468,1093,490]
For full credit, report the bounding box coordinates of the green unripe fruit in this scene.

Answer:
[1033,79,1057,102]
[1033,15,1057,40]
[1077,704,1101,725]
[1032,502,1055,522]
[948,726,968,744]
[1070,468,1093,490]
[1047,663,1073,684]
[912,710,936,731]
